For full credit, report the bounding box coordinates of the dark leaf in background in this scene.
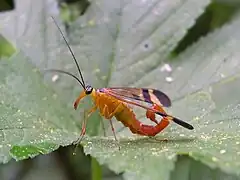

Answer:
[173,1,239,55]
[0,0,14,12]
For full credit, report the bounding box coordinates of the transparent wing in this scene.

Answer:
[101,87,171,107]
[101,88,193,130]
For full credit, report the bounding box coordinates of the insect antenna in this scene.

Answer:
[44,69,84,87]
[51,16,86,89]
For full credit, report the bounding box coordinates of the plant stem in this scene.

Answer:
[91,156,102,180]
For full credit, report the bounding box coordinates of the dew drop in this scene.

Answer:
[167,154,175,160]
[160,64,172,72]
[53,94,57,99]
[200,134,211,141]
[220,149,226,154]
[212,157,218,162]
[193,116,200,120]
[220,73,225,78]
[151,147,156,151]
[101,76,107,80]
[153,8,160,15]
[52,74,59,82]
[94,68,100,74]
[165,76,173,82]
[87,141,93,145]
[88,19,95,26]
[221,137,227,140]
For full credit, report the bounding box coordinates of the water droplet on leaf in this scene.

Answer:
[220,149,226,154]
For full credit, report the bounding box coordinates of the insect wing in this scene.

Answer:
[102,87,171,107]
[101,88,194,130]
[101,88,165,114]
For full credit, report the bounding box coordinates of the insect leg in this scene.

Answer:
[102,104,120,150]
[109,118,120,150]
[104,103,123,119]
[73,105,97,145]
[138,117,170,136]
[100,118,107,137]
[146,104,167,124]
[138,104,170,136]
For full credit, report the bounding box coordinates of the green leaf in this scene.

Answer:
[80,11,240,179]
[79,11,240,180]
[0,0,102,135]
[0,51,78,163]
[0,34,16,58]
[2,0,240,180]
[10,143,58,160]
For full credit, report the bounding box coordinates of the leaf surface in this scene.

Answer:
[2,1,240,180]
[0,52,78,163]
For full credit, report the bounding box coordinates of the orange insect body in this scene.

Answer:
[74,87,171,137]
[48,16,194,147]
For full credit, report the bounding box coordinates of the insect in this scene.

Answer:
[47,17,194,147]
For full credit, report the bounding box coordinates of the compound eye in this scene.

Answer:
[85,85,93,95]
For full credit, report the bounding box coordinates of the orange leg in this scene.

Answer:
[109,119,120,150]
[138,118,170,136]
[102,105,120,150]
[100,118,107,137]
[146,104,167,124]
[137,104,170,136]
[74,105,97,145]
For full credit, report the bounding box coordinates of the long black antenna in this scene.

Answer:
[44,69,84,87]
[51,16,86,89]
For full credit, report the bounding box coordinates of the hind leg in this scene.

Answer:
[140,104,170,136]
[146,104,167,124]
[137,115,170,136]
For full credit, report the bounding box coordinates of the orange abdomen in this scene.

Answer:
[114,104,141,134]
